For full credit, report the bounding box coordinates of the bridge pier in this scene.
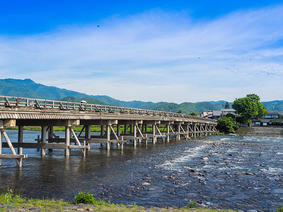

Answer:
[48,126,53,152]
[18,125,23,167]
[106,124,111,151]
[41,126,47,157]
[152,123,156,144]
[65,125,71,157]
[176,123,181,141]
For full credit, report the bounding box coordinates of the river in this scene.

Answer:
[0,130,282,211]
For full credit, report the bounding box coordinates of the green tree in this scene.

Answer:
[190,112,198,116]
[232,94,267,126]
[217,116,239,133]
[224,102,230,109]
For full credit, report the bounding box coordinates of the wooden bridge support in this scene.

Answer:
[0,119,217,168]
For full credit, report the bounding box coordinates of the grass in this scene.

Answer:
[0,190,236,211]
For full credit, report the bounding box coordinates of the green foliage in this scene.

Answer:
[232,94,267,125]
[73,192,109,206]
[276,205,283,212]
[177,110,182,113]
[225,102,230,109]
[185,200,198,208]
[190,112,199,116]
[217,116,239,133]
[73,192,97,204]
[0,191,234,211]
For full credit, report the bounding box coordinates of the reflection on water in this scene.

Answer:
[0,130,282,211]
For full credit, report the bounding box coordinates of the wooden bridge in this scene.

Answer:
[0,96,217,167]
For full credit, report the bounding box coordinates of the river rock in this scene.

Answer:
[142,182,151,186]
[199,179,206,185]
[201,156,208,160]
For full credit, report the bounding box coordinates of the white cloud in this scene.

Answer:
[0,5,283,102]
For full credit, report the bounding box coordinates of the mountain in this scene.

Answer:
[0,78,88,99]
[0,78,282,113]
[262,101,283,112]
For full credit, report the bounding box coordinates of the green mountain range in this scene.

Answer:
[0,78,282,113]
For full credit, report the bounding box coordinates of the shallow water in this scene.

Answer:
[0,131,282,211]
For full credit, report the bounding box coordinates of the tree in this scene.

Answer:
[224,102,230,109]
[217,116,239,133]
[232,94,267,126]
[190,112,198,116]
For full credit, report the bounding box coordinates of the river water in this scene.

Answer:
[0,130,282,211]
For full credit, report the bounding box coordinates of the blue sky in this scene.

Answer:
[0,0,283,102]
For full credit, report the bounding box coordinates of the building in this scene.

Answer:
[201,109,237,120]
[252,111,283,126]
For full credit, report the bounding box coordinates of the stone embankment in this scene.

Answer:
[243,126,283,137]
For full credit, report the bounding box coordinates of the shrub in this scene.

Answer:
[276,206,283,212]
[186,200,198,208]
[73,192,96,204]
[217,116,239,133]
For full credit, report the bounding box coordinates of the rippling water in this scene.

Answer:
[0,130,282,211]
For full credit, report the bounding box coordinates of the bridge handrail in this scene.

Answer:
[0,96,214,122]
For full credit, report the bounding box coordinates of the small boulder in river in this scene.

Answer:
[201,156,208,160]
[142,182,151,186]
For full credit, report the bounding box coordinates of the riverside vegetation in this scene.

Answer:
[0,190,236,211]
[217,94,267,134]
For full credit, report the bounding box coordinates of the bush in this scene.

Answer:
[217,116,239,133]
[73,192,110,207]
[186,200,198,208]
[73,192,96,204]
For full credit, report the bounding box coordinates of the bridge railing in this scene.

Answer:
[0,96,213,122]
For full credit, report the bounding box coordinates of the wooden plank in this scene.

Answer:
[0,154,28,159]
[71,128,82,146]
[87,138,122,144]
[2,142,38,148]
[68,145,87,149]
[2,130,17,155]
[44,143,66,149]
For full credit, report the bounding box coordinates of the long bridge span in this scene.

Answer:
[0,96,217,167]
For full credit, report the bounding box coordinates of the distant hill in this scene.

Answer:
[0,78,282,113]
[0,78,88,99]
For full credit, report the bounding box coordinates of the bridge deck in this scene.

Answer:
[0,96,217,168]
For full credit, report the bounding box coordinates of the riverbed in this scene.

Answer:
[0,131,282,211]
